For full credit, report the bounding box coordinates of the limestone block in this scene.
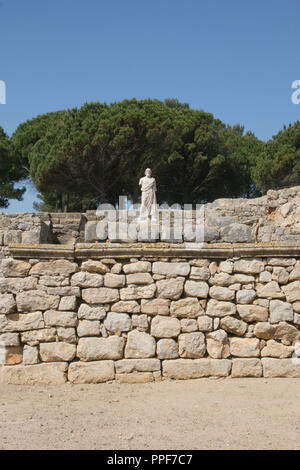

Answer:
[209,286,235,301]
[282,281,300,302]
[68,361,115,383]
[151,315,181,338]
[162,359,232,379]
[21,328,57,345]
[262,358,300,377]
[236,289,256,305]
[57,327,77,343]
[170,297,203,318]
[81,260,110,274]
[237,305,268,322]
[23,345,39,365]
[184,280,209,298]
[197,316,213,332]
[16,290,59,312]
[152,262,190,277]
[78,304,106,320]
[123,261,151,274]
[156,278,184,300]
[115,358,160,373]
[44,310,77,328]
[178,332,206,358]
[0,363,68,385]
[220,316,247,336]
[82,287,119,304]
[77,336,125,361]
[77,320,101,337]
[190,266,210,281]
[124,329,156,358]
[157,338,179,359]
[0,312,44,333]
[140,299,170,315]
[231,359,262,377]
[111,301,140,313]
[71,272,103,288]
[0,258,31,277]
[256,281,284,299]
[59,296,77,311]
[269,300,293,323]
[229,338,260,357]
[104,273,126,288]
[233,259,264,274]
[0,332,20,347]
[126,273,153,285]
[104,312,131,332]
[0,293,16,314]
[30,260,78,276]
[261,340,293,358]
[206,299,236,317]
[206,330,230,359]
[181,318,198,333]
[40,342,76,362]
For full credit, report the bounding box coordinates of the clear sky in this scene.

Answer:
[0,0,299,211]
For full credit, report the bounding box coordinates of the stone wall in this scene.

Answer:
[2,185,300,247]
[1,245,300,384]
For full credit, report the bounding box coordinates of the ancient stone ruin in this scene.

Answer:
[0,186,300,384]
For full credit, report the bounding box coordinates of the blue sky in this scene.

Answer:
[0,0,299,211]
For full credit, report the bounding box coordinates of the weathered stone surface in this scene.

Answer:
[197,316,213,332]
[206,299,236,317]
[23,345,39,365]
[78,303,106,320]
[206,330,230,358]
[229,338,260,357]
[209,286,235,301]
[0,293,16,314]
[0,332,20,346]
[77,336,125,361]
[30,260,78,276]
[289,264,300,282]
[237,305,268,322]
[181,318,198,333]
[190,266,210,281]
[59,296,77,311]
[231,359,262,377]
[184,280,209,298]
[104,273,126,288]
[0,258,31,277]
[77,319,101,337]
[123,261,151,274]
[111,301,140,314]
[115,358,160,373]
[254,322,277,340]
[156,278,184,300]
[125,330,156,358]
[274,322,300,343]
[0,362,68,384]
[221,223,252,243]
[220,316,247,336]
[261,339,293,358]
[126,273,153,285]
[209,273,235,287]
[68,361,115,383]
[236,289,256,304]
[57,327,77,343]
[151,315,181,338]
[140,298,170,315]
[71,272,103,288]
[44,310,77,327]
[81,261,109,274]
[104,312,131,332]
[16,290,59,312]
[259,271,272,283]
[234,274,255,284]
[267,258,296,267]
[234,259,264,274]
[132,314,148,329]
[256,281,284,299]
[269,300,293,323]
[115,372,154,383]
[0,277,38,294]
[282,281,300,302]
[82,287,119,304]
[4,346,23,365]
[40,342,76,362]
[0,312,44,333]
[111,263,122,274]
[39,275,69,287]
[157,339,179,359]
[219,261,233,274]
[178,332,206,358]
[46,286,80,297]
[262,358,300,377]
[272,267,289,285]
[162,359,232,379]
[152,262,190,277]
[120,284,156,300]
[21,328,56,345]
[170,297,203,318]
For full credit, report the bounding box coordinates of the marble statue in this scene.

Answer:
[139,168,158,221]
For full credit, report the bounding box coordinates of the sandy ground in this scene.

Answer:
[0,377,299,450]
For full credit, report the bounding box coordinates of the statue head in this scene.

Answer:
[145,168,152,177]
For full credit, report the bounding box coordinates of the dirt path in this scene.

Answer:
[0,377,299,450]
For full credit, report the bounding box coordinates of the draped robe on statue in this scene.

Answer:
[139,176,158,220]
